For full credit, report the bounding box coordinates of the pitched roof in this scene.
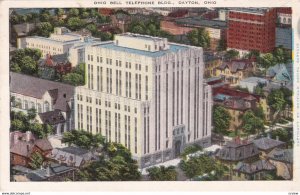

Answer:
[10,72,75,112]
[268,148,293,163]
[10,141,34,157]
[253,137,285,151]
[266,64,292,82]
[234,160,275,174]
[34,138,53,151]
[26,162,75,181]
[218,60,253,73]
[38,110,66,125]
[216,141,260,162]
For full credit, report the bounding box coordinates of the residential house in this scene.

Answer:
[215,139,260,164]
[215,59,255,85]
[38,53,72,80]
[239,77,268,93]
[253,137,286,158]
[267,148,293,180]
[10,72,76,134]
[10,131,53,167]
[233,159,276,180]
[213,86,260,131]
[47,146,99,168]
[204,52,223,78]
[12,163,76,181]
[266,63,292,86]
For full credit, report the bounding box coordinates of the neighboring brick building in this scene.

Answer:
[160,19,193,36]
[227,8,277,54]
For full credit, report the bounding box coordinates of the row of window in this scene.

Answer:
[12,97,50,113]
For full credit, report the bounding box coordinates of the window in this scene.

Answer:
[37,103,42,113]
[24,100,28,110]
[44,101,50,112]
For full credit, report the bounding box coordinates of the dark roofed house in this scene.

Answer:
[10,131,53,167]
[10,72,75,134]
[216,59,255,85]
[233,159,276,180]
[47,146,99,168]
[38,53,72,80]
[24,163,76,181]
[267,148,293,180]
[253,137,286,158]
[216,140,260,164]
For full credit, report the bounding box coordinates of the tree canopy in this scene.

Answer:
[241,110,264,135]
[146,166,177,181]
[187,28,211,49]
[213,105,231,134]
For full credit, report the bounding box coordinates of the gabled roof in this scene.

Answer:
[268,148,293,163]
[35,138,53,151]
[218,60,253,73]
[10,72,75,112]
[216,141,260,162]
[10,141,34,157]
[253,137,285,151]
[235,160,275,174]
[39,110,66,125]
[267,64,292,82]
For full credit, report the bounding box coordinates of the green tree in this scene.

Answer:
[271,128,289,142]
[259,53,277,70]
[77,142,141,181]
[187,28,211,48]
[267,89,285,111]
[34,22,54,37]
[180,144,203,160]
[86,24,97,33]
[62,130,105,150]
[69,8,80,17]
[213,105,231,134]
[67,17,85,31]
[273,47,291,64]
[131,25,145,34]
[27,108,37,121]
[225,49,239,60]
[55,8,65,17]
[20,56,37,75]
[146,166,177,181]
[179,155,215,180]
[62,73,84,86]
[29,152,44,170]
[217,37,227,51]
[40,13,51,22]
[245,50,260,60]
[241,110,264,135]
[10,119,25,131]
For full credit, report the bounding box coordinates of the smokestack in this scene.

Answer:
[26,131,31,142]
[26,23,30,33]
[13,133,19,144]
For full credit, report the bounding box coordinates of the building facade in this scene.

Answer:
[74,33,212,167]
[227,8,277,54]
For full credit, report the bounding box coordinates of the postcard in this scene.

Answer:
[0,0,300,192]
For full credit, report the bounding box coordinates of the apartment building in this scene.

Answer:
[227,8,277,54]
[74,33,212,167]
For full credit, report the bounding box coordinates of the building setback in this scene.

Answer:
[227,8,277,53]
[74,33,212,167]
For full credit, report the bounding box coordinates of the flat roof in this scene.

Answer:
[117,33,165,42]
[240,77,268,83]
[94,41,190,58]
[229,7,271,15]
[176,17,227,29]
[28,36,81,44]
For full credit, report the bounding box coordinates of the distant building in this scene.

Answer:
[276,8,292,26]
[227,8,277,54]
[175,17,227,50]
[160,19,193,36]
[75,33,212,168]
[110,13,132,33]
[266,63,292,85]
[18,27,99,58]
[267,148,293,179]
[10,72,76,134]
[10,131,53,167]
[203,52,223,78]
[11,23,40,45]
[276,27,292,50]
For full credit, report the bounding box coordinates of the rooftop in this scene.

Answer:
[93,41,190,58]
[176,17,227,29]
[117,32,166,42]
[10,72,75,112]
[268,148,293,163]
[28,36,81,44]
[235,159,276,174]
[229,8,271,15]
[253,137,285,151]
[240,77,268,84]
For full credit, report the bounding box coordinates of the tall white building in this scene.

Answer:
[74,33,212,167]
